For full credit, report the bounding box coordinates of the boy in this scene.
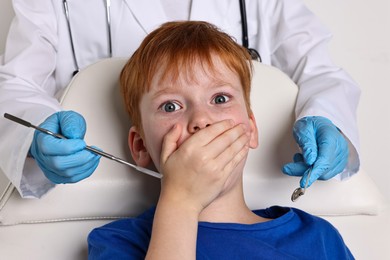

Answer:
[88,21,353,259]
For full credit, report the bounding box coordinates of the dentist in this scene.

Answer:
[0,0,360,198]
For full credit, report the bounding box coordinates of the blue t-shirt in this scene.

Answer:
[88,206,354,259]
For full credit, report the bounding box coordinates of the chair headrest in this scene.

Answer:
[0,58,386,225]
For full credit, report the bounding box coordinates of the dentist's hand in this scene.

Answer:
[282,116,349,188]
[160,120,250,213]
[30,111,101,184]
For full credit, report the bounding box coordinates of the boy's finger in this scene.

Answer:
[204,123,248,159]
[160,124,182,163]
[218,131,250,172]
[223,142,249,175]
[186,119,235,147]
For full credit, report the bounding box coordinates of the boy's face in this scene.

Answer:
[128,56,258,177]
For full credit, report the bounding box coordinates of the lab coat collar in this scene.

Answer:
[190,0,233,27]
[123,0,233,34]
[123,0,167,34]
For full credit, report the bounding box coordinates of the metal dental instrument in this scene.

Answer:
[291,166,312,202]
[4,113,162,179]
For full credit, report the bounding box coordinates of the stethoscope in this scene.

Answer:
[239,0,262,62]
[63,0,261,77]
[63,0,112,76]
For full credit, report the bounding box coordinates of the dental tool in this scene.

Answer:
[3,113,162,179]
[291,166,312,202]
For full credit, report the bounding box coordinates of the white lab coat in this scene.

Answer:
[0,0,360,198]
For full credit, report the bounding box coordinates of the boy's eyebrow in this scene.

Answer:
[150,79,241,100]
[151,85,182,100]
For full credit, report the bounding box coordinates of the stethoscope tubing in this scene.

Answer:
[239,0,249,49]
[105,0,112,57]
[63,0,80,75]
[239,0,262,62]
[62,0,261,76]
[62,0,113,76]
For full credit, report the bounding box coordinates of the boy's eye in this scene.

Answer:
[161,101,181,112]
[213,94,230,104]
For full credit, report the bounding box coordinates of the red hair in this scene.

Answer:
[120,21,253,132]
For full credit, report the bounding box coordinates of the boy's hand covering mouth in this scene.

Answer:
[159,120,250,213]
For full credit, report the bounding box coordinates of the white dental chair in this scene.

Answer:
[0,57,389,259]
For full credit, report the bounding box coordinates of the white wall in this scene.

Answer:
[0,0,13,53]
[1,1,389,200]
[303,0,390,200]
[0,0,14,192]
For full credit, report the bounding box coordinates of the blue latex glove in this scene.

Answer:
[30,111,101,184]
[282,116,349,188]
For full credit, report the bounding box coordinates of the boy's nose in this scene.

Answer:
[188,111,212,133]
[191,123,211,133]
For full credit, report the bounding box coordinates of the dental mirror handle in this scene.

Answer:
[3,113,162,179]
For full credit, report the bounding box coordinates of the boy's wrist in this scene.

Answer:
[147,194,200,259]
[158,189,204,217]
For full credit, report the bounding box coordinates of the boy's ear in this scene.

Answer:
[128,126,152,167]
[248,113,259,149]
